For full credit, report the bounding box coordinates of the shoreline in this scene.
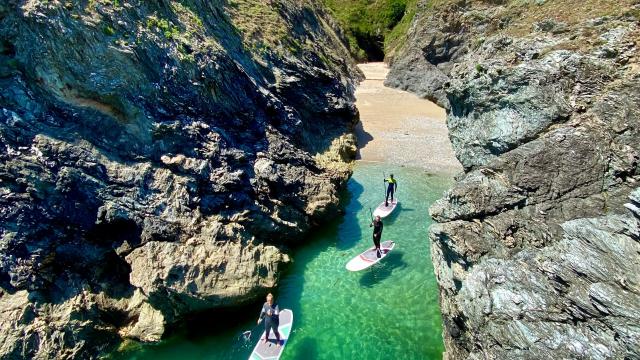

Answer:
[354,62,462,176]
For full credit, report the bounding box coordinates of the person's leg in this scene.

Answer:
[373,235,381,258]
[385,186,391,206]
[389,186,395,203]
[274,322,281,346]
[263,322,268,342]
[263,321,272,343]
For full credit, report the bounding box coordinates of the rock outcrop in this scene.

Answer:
[0,0,361,358]
[388,0,640,358]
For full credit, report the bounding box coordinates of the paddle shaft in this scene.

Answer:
[243,322,262,338]
[383,171,386,199]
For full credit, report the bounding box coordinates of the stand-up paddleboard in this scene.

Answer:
[250,309,294,360]
[346,240,395,271]
[372,199,398,218]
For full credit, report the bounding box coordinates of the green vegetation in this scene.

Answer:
[102,25,115,36]
[225,0,290,50]
[384,0,418,58]
[322,0,417,61]
[146,16,180,40]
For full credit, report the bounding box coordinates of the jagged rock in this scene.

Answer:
[0,0,361,358]
[390,1,640,358]
[122,303,165,343]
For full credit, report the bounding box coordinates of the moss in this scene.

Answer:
[103,25,115,36]
[171,2,205,31]
[146,16,181,40]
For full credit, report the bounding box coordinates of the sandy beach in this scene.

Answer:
[355,62,462,175]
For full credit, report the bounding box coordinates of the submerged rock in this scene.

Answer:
[0,0,361,358]
[390,0,640,358]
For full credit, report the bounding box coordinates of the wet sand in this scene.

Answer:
[355,62,462,175]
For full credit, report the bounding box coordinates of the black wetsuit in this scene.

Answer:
[260,302,280,342]
[371,219,383,254]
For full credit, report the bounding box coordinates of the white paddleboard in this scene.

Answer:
[346,240,395,271]
[250,309,294,360]
[372,200,398,218]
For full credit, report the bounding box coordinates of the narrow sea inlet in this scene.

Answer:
[114,162,452,359]
[112,62,458,360]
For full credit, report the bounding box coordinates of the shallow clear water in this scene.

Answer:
[113,162,452,360]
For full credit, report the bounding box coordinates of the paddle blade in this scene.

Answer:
[241,330,252,341]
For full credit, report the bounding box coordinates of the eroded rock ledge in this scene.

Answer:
[0,0,361,358]
[388,0,639,358]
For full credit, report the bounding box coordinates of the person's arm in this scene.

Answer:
[274,304,280,316]
[380,222,383,232]
[257,305,265,324]
[395,182,398,191]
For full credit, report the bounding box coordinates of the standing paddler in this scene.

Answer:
[257,293,281,348]
[369,214,384,258]
[384,174,398,207]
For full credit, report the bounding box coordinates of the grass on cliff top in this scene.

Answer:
[503,0,638,37]
[322,0,418,61]
[224,0,292,53]
[424,0,637,37]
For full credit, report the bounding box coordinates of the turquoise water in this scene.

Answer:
[113,162,452,360]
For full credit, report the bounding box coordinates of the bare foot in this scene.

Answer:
[262,337,267,344]
[276,340,281,348]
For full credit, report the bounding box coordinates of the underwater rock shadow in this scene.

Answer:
[335,179,366,251]
[358,251,407,288]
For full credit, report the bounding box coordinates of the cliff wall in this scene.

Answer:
[387,0,640,358]
[0,0,361,358]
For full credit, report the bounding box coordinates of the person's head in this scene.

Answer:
[390,174,394,179]
[375,215,381,222]
[266,293,273,304]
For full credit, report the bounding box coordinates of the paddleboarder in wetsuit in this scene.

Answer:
[370,215,383,258]
[384,174,398,207]
[257,293,281,348]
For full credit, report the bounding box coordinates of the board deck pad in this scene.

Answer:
[250,309,293,360]
[346,240,395,271]
[372,199,398,218]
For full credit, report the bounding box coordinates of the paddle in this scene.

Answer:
[368,207,374,223]
[241,321,262,342]
[383,171,387,204]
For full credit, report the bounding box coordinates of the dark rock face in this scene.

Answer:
[388,0,640,358]
[0,0,361,358]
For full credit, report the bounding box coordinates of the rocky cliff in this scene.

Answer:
[0,0,361,358]
[388,0,640,358]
